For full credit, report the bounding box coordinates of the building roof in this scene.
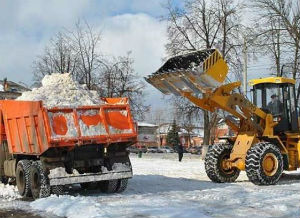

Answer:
[0,80,31,92]
[157,123,204,137]
[137,122,158,127]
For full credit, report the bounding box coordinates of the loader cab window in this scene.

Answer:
[253,83,298,133]
[266,92,283,116]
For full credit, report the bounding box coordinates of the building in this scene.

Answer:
[136,122,158,147]
[0,79,30,99]
[157,123,204,148]
[212,116,238,143]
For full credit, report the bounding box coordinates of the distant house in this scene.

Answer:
[136,122,158,147]
[0,79,30,100]
[157,123,204,148]
[213,116,238,143]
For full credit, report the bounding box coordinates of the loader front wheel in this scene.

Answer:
[16,160,32,197]
[30,161,51,199]
[246,142,283,185]
[205,144,240,183]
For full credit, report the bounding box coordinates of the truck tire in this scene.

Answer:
[246,142,283,185]
[51,185,64,195]
[80,182,98,190]
[115,179,128,193]
[30,161,51,199]
[205,144,240,183]
[99,180,118,193]
[16,160,32,197]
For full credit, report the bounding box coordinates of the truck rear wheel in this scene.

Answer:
[0,177,8,185]
[246,142,283,185]
[16,160,32,197]
[80,182,97,190]
[99,180,118,193]
[115,179,128,193]
[205,144,240,183]
[30,161,51,199]
[51,185,64,195]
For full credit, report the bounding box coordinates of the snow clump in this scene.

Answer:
[17,73,103,108]
[0,183,20,201]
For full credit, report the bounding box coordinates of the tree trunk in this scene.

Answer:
[202,110,210,160]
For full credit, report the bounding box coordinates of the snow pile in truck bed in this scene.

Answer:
[17,73,103,108]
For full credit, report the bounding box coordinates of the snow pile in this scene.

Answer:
[0,183,20,201]
[31,195,101,218]
[17,73,103,108]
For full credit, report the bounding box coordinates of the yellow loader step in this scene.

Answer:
[145,49,228,95]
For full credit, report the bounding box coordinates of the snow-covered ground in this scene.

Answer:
[0,153,299,218]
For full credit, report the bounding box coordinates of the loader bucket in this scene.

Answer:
[145,49,228,95]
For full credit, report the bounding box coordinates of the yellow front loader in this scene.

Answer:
[146,49,300,185]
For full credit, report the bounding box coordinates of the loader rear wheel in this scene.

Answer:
[205,144,240,183]
[115,179,128,193]
[99,180,118,193]
[16,160,32,197]
[246,142,283,185]
[30,161,51,199]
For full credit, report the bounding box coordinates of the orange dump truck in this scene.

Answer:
[0,98,137,199]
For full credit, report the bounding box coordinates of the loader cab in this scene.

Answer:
[250,77,299,133]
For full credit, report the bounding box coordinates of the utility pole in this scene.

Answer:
[243,37,248,95]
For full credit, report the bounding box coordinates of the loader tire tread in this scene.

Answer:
[246,142,283,185]
[205,144,240,183]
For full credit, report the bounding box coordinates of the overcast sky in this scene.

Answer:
[0,0,274,114]
[0,0,186,111]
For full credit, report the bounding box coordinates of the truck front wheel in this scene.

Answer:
[16,160,32,197]
[205,144,240,183]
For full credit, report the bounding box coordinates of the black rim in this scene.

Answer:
[17,169,25,194]
[31,169,41,198]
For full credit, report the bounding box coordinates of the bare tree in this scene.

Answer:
[97,53,150,120]
[33,32,78,85]
[253,0,300,99]
[71,21,102,90]
[32,22,149,119]
[165,0,244,145]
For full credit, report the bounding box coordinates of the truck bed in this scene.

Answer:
[0,98,137,155]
